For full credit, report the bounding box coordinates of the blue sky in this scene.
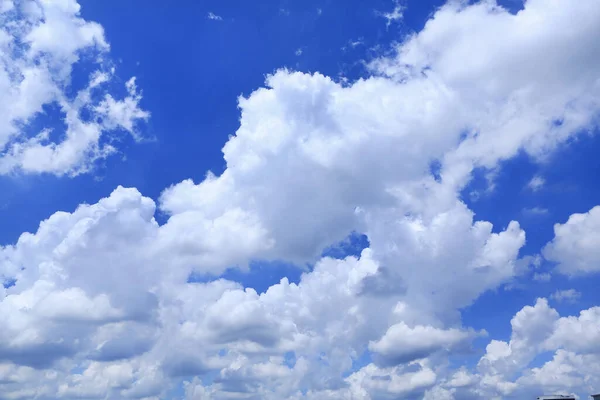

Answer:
[1,0,600,399]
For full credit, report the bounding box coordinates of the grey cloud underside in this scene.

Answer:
[1,0,600,399]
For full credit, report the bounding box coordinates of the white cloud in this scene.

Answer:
[346,363,437,399]
[94,77,149,138]
[545,307,600,354]
[533,272,552,282]
[369,323,476,366]
[207,12,222,21]
[478,299,559,377]
[528,175,546,191]
[543,206,600,275]
[0,0,600,399]
[523,206,549,216]
[342,38,365,52]
[377,0,404,29]
[422,299,600,398]
[0,0,148,176]
[550,289,581,304]
[0,183,522,398]
[370,0,600,190]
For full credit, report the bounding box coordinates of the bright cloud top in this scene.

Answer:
[1,0,600,399]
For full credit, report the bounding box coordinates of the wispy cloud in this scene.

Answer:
[377,0,404,29]
[342,38,365,51]
[533,272,552,282]
[523,206,549,216]
[207,12,223,21]
[528,175,545,191]
[551,289,581,303]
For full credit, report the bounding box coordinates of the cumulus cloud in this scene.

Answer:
[0,0,148,176]
[0,0,600,399]
[446,299,600,399]
[369,323,477,366]
[478,299,559,379]
[0,183,522,398]
[543,206,600,275]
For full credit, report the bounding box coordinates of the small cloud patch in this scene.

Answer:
[551,289,581,304]
[207,12,223,21]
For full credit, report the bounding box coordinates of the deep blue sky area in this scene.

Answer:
[2,0,600,375]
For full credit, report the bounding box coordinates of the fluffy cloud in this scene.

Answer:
[369,323,476,366]
[543,206,600,275]
[417,299,600,399]
[0,0,148,176]
[0,184,519,399]
[0,0,600,399]
[371,0,600,188]
[346,363,437,400]
[478,299,559,378]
